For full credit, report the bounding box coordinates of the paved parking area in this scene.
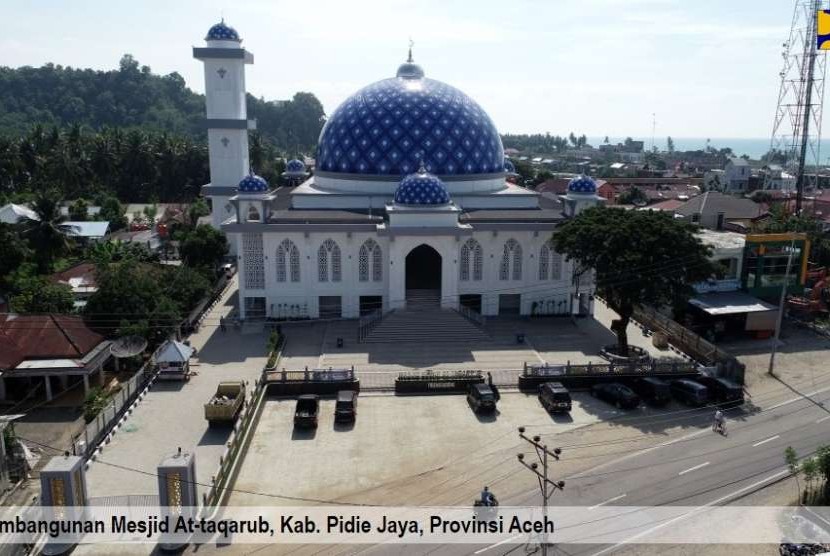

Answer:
[228,391,667,508]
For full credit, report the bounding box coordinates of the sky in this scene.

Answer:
[0,0,807,139]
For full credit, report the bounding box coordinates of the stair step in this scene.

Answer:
[362,307,488,344]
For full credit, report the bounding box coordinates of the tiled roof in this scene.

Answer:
[0,314,105,370]
[675,191,764,219]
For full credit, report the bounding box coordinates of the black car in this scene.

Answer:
[628,377,671,406]
[539,382,572,413]
[334,390,358,423]
[294,395,319,429]
[670,379,709,407]
[693,375,744,407]
[591,382,640,409]
[467,383,498,413]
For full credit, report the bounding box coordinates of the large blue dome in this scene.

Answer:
[206,21,240,42]
[394,169,450,205]
[316,66,504,177]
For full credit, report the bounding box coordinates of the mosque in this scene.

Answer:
[194,21,602,320]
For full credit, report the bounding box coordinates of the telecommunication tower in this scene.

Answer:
[767,0,827,212]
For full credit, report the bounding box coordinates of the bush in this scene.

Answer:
[83,387,109,422]
[266,331,281,369]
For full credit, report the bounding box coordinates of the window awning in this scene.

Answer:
[689,292,777,316]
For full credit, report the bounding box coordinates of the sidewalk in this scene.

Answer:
[84,276,268,498]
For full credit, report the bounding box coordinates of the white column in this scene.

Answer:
[44,377,53,402]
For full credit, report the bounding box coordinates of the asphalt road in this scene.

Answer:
[342,383,830,556]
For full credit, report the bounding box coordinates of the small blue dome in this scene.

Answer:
[285,159,306,173]
[206,21,240,42]
[504,158,516,174]
[238,173,268,193]
[394,168,450,206]
[567,175,597,194]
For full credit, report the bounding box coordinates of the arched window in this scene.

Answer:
[318,239,341,282]
[459,238,483,281]
[359,239,383,282]
[539,240,563,281]
[246,205,260,222]
[276,239,300,283]
[500,239,522,281]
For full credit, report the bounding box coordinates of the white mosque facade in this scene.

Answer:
[195,22,602,320]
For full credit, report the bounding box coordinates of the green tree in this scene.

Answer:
[10,278,74,313]
[785,446,802,501]
[69,198,89,221]
[164,266,211,313]
[666,136,675,154]
[0,223,30,293]
[98,196,127,231]
[187,198,210,228]
[617,187,648,206]
[179,225,229,270]
[84,261,164,337]
[553,207,715,355]
[19,192,76,273]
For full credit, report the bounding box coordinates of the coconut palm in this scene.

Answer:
[19,192,77,273]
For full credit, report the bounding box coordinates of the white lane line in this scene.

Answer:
[678,462,710,476]
[765,385,830,411]
[589,469,789,556]
[752,435,780,447]
[817,416,830,424]
[473,534,521,554]
[588,493,627,510]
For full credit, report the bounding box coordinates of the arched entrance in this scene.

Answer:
[405,244,442,308]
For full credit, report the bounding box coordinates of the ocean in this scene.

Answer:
[588,137,830,162]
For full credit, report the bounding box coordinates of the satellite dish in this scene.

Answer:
[110,335,148,358]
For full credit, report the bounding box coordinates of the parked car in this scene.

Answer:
[671,379,709,407]
[467,383,498,413]
[628,377,671,406]
[334,390,358,423]
[294,395,319,429]
[693,375,744,407]
[539,382,572,413]
[591,382,640,409]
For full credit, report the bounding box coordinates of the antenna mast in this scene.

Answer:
[767,0,827,212]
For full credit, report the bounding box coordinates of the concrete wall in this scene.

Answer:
[234,229,585,319]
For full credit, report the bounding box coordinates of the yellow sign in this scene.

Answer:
[818,10,830,49]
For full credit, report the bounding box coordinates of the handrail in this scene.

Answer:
[456,304,486,328]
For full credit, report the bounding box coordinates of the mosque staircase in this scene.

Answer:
[361,303,490,344]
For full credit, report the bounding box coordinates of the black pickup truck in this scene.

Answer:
[294,395,319,429]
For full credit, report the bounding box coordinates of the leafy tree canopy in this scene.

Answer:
[553,206,715,354]
[9,277,74,313]
[179,224,229,270]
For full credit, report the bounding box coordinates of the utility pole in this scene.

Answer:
[768,238,797,376]
[517,427,565,556]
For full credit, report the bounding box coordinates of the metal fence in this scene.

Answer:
[358,309,385,342]
[632,304,746,382]
[456,305,486,328]
[73,358,159,459]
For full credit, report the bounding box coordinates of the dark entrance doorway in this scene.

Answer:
[359,295,383,316]
[460,294,482,313]
[405,244,442,307]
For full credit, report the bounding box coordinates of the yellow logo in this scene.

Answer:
[818,10,830,49]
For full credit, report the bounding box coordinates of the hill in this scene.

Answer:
[0,54,325,151]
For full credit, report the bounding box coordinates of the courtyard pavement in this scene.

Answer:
[83,275,269,500]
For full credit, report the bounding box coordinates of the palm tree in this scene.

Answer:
[19,192,77,273]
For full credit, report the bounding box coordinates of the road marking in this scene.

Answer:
[753,435,780,447]
[473,534,521,554]
[588,469,788,556]
[678,462,710,476]
[765,385,830,411]
[817,416,830,424]
[588,494,627,510]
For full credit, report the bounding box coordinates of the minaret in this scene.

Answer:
[193,20,255,230]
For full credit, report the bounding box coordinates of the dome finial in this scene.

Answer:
[418,160,427,174]
[407,38,414,63]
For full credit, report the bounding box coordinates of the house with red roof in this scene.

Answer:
[0,314,111,402]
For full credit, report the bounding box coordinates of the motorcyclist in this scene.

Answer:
[713,409,725,433]
[480,486,496,506]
